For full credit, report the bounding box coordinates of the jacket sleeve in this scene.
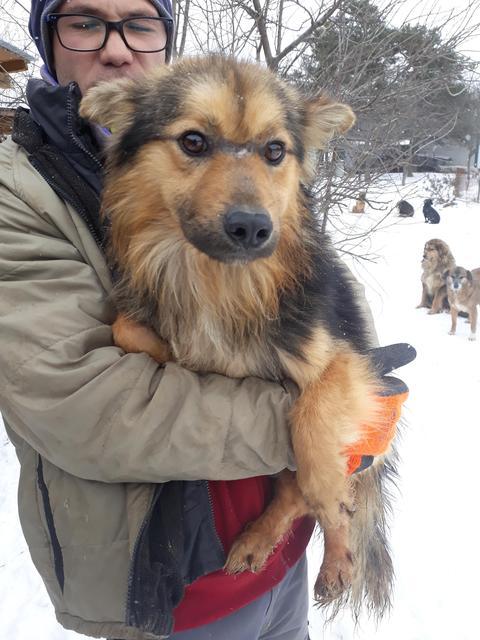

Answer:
[0,176,296,483]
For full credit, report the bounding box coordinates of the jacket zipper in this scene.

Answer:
[66,83,103,171]
[125,513,149,621]
[62,83,105,249]
[125,487,157,629]
[204,480,225,558]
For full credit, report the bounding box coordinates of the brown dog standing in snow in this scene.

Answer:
[446,266,480,341]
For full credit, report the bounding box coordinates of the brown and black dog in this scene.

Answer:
[80,56,396,618]
[445,266,480,341]
[417,239,456,313]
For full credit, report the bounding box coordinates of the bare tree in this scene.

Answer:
[292,0,480,246]
[171,0,343,71]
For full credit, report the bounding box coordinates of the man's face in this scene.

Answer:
[52,0,167,95]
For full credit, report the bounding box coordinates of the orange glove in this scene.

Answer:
[345,343,416,475]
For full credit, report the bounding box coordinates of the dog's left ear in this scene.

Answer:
[301,95,355,180]
[466,270,473,282]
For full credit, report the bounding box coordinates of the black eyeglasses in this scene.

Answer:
[46,13,172,53]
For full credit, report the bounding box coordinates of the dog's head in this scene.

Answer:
[444,266,473,293]
[422,238,454,271]
[424,198,433,206]
[80,55,355,265]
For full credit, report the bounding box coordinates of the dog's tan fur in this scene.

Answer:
[417,239,456,313]
[81,56,392,616]
[446,267,480,341]
[352,192,367,213]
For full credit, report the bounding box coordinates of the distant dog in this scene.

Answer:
[397,200,414,217]
[446,267,480,341]
[352,191,367,213]
[417,239,455,313]
[81,55,397,619]
[423,199,440,224]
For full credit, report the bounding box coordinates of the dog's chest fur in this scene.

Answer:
[160,309,281,379]
[423,271,442,294]
[113,230,369,385]
[448,285,479,311]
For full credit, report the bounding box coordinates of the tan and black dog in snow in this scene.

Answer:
[80,55,403,619]
[445,266,480,341]
[417,238,456,313]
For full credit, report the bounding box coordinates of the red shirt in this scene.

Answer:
[173,476,314,631]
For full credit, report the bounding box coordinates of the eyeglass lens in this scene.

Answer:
[56,15,167,52]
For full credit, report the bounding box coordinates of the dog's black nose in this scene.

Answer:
[224,210,273,249]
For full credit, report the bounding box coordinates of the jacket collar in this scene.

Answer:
[26,78,104,195]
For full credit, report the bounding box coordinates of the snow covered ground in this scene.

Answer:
[1,173,479,639]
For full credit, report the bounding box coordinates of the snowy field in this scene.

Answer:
[1,173,480,639]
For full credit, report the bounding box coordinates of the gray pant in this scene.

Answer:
[169,554,309,640]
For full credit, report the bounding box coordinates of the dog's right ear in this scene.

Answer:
[79,78,137,133]
[443,269,451,281]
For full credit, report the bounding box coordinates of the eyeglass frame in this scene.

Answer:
[46,13,173,53]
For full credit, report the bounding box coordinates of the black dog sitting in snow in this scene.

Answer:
[423,199,440,224]
[397,200,414,217]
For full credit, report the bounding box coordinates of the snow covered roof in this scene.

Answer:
[0,39,34,89]
[0,38,34,70]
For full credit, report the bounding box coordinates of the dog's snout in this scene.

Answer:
[224,210,273,249]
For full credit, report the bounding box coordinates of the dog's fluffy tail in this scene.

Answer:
[319,430,401,623]
[349,444,399,621]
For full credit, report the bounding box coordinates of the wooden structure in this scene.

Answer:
[0,39,34,138]
[0,38,33,88]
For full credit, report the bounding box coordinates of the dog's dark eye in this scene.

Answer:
[264,141,286,165]
[179,131,209,156]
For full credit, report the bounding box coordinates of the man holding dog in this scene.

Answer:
[0,2,313,638]
[0,1,413,639]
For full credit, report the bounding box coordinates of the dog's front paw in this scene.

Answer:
[448,330,456,336]
[224,529,276,575]
[469,333,476,341]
